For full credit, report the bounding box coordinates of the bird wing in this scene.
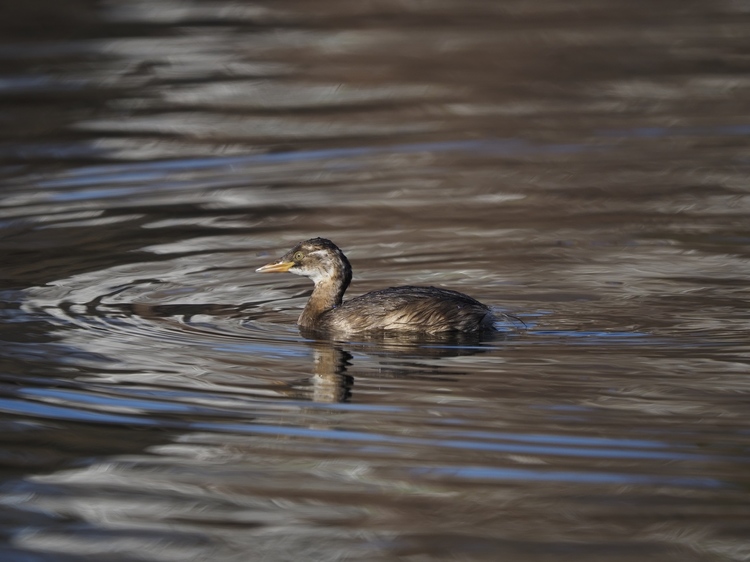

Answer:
[328,286,492,333]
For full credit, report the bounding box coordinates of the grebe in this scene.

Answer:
[256,238,495,334]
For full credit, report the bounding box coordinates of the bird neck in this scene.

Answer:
[298,273,349,328]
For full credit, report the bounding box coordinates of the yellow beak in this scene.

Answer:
[256,260,295,273]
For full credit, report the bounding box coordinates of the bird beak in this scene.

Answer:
[256,260,294,273]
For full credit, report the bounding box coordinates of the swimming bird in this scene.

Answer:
[256,238,495,335]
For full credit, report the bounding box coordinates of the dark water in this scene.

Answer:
[1,1,750,560]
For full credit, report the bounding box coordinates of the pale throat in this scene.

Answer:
[298,279,338,326]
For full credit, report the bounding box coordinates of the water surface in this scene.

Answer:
[1,1,749,561]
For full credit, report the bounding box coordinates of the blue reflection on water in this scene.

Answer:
[0,75,87,93]
[597,123,750,138]
[41,139,516,183]
[433,430,668,450]
[411,466,724,488]
[36,137,588,191]
[0,397,153,426]
[21,387,199,414]
[531,330,648,338]
[213,342,310,358]
[0,394,725,464]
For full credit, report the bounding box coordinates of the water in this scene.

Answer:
[1,1,749,560]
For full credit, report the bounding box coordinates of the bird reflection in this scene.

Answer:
[294,328,506,403]
[309,341,353,403]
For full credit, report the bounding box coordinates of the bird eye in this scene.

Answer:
[293,251,304,261]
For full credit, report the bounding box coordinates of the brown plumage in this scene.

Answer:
[256,238,495,335]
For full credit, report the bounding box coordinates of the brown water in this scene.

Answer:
[1,1,750,561]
